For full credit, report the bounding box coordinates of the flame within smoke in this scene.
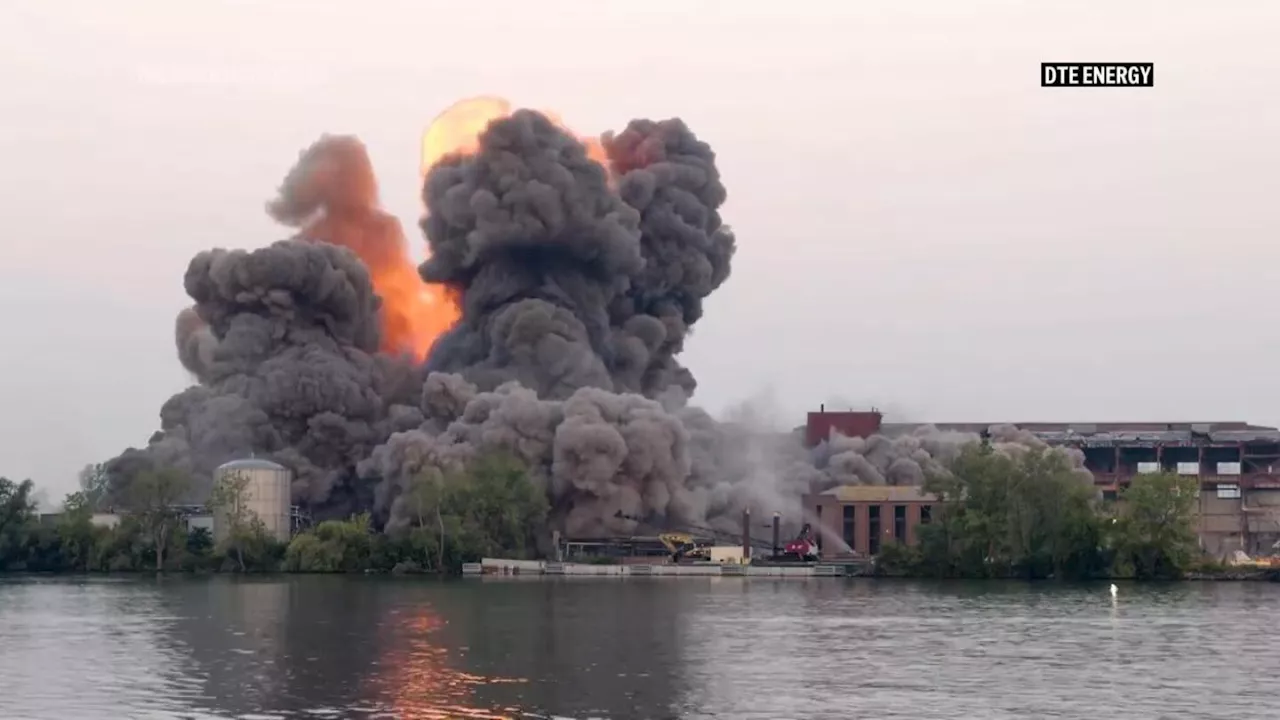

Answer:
[268,135,459,362]
[110,95,1092,536]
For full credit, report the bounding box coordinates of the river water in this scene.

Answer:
[0,575,1274,719]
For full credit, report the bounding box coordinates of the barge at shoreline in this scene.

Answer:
[463,557,871,578]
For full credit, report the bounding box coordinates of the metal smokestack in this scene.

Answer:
[772,512,781,558]
[742,509,751,561]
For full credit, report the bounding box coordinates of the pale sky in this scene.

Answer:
[1,0,1276,501]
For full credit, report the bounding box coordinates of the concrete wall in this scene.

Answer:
[538,562,838,577]
[466,557,854,578]
[1197,490,1243,557]
[479,558,546,575]
[1194,488,1280,558]
[89,513,120,529]
[1245,489,1280,555]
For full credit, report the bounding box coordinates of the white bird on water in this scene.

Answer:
[1110,583,1118,597]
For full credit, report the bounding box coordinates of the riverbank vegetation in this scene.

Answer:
[0,452,547,575]
[875,443,1208,580]
[0,441,1247,580]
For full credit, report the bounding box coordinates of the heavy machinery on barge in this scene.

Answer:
[566,511,823,565]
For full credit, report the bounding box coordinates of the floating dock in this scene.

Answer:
[462,558,867,578]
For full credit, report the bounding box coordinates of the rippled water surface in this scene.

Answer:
[1,575,1276,719]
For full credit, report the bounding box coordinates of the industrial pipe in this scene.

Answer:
[772,512,781,558]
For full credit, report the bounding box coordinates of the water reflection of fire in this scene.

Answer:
[378,609,527,719]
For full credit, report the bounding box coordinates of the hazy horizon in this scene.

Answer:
[2,0,1277,501]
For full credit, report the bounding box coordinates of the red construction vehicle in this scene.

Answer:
[779,523,820,562]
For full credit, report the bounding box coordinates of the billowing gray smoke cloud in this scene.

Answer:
[797,423,1093,490]
[365,111,1090,536]
[363,375,706,536]
[108,238,422,514]
[110,105,1091,538]
[419,112,735,402]
[362,111,748,534]
[419,109,644,398]
[604,118,736,397]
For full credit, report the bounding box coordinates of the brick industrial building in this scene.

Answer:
[801,408,1280,558]
[810,485,937,557]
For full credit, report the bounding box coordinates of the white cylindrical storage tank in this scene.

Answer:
[213,458,293,544]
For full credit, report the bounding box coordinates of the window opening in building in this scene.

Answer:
[842,505,856,551]
[868,506,881,556]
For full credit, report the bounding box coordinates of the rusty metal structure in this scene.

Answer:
[805,409,1280,557]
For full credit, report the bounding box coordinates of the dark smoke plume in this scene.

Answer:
[362,111,745,534]
[109,237,421,512]
[419,109,644,398]
[108,106,1090,537]
[604,118,736,398]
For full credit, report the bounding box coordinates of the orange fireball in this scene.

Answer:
[420,95,608,175]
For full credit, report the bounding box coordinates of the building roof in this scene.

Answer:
[217,457,287,472]
[880,422,1280,445]
[821,485,939,503]
[891,421,1276,433]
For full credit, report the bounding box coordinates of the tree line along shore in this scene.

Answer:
[0,443,1270,581]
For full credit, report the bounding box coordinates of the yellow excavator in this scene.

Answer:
[657,532,712,562]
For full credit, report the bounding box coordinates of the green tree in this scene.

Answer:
[447,452,549,562]
[282,452,550,575]
[283,514,373,572]
[186,526,214,557]
[283,531,337,572]
[398,451,549,571]
[55,491,102,571]
[77,464,110,509]
[918,444,1104,580]
[875,540,924,576]
[1111,471,1200,579]
[402,466,455,571]
[23,525,67,571]
[94,517,148,571]
[0,478,38,570]
[124,468,189,571]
